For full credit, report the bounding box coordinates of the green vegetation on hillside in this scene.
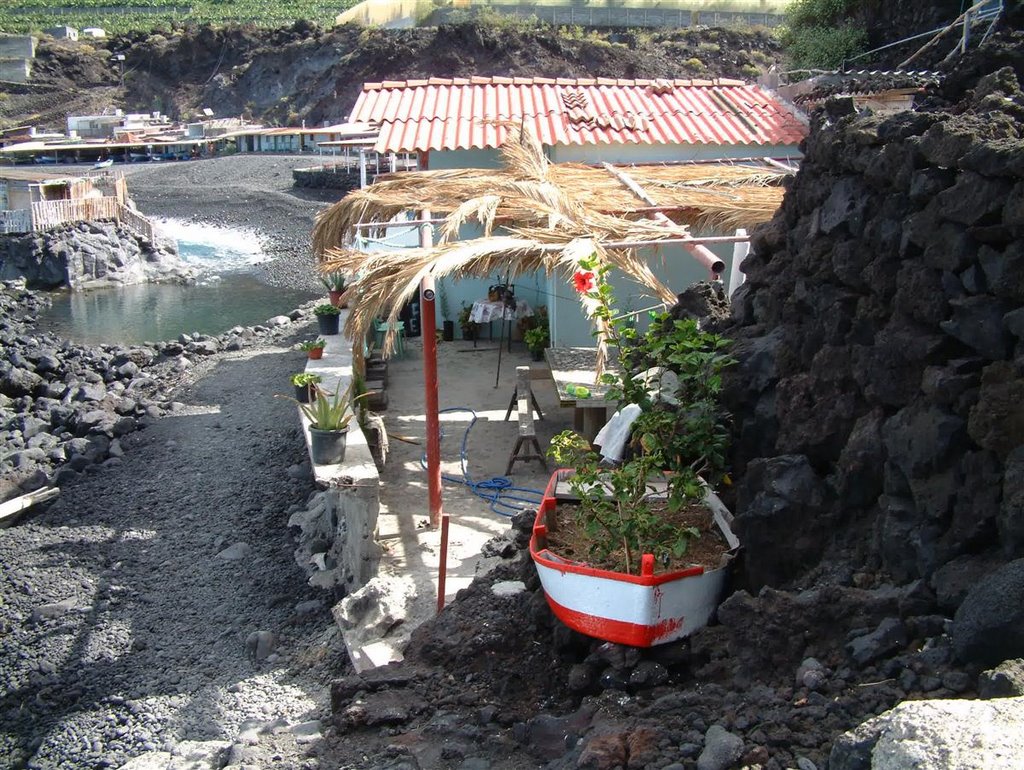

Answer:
[0,0,358,35]
[781,0,866,70]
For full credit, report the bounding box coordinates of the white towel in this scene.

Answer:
[594,403,642,463]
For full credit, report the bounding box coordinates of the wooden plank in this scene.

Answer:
[516,366,534,437]
[0,486,60,526]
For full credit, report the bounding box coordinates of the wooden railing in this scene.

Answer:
[116,202,155,242]
[0,196,156,242]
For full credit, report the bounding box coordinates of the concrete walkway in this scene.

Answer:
[333,331,574,671]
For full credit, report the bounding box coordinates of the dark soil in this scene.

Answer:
[1,21,784,131]
[545,500,730,574]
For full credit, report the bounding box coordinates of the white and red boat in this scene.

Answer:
[529,469,739,647]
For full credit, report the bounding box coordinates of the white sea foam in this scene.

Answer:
[154,218,269,271]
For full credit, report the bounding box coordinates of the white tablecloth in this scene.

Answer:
[469,299,533,324]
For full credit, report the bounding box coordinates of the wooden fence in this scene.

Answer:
[30,197,120,230]
[0,196,155,241]
[115,203,155,242]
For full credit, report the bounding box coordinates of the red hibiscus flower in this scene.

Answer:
[573,271,595,293]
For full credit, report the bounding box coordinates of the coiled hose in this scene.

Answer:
[420,406,545,517]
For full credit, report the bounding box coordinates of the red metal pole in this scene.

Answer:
[437,513,450,613]
[420,210,443,528]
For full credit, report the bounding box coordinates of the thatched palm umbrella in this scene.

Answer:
[312,125,788,355]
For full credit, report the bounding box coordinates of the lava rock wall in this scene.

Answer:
[0,220,192,290]
[725,65,1024,594]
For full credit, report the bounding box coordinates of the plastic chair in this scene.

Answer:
[374,319,406,358]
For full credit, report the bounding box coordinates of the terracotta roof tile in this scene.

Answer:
[350,76,807,153]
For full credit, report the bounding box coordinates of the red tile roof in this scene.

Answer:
[349,76,806,154]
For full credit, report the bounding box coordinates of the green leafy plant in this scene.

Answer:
[438,281,451,322]
[299,338,326,351]
[547,254,735,575]
[313,303,341,316]
[290,372,322,387]
[781,0,867,69]
[523,324,550,354]
[321,271,348,292]
[458,303,474,335]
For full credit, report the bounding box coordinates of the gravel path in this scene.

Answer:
[0,328,349,769]
[122,155,340,293]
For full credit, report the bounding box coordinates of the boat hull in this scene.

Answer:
[529,469,737,647]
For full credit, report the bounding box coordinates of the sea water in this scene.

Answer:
[37,219,318,345]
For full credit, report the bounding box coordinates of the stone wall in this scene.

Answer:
[292,166,360,191]
[724,62,1024,594]
[0,220,194,290]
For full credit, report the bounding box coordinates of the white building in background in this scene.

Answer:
[81,28,107,39]
[66,110,171,140]
[44,26,79,41]
[0,33,37,84]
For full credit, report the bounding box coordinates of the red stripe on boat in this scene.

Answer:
[543,593,685,647]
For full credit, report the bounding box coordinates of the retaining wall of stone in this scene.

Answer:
[724,65,1024,596]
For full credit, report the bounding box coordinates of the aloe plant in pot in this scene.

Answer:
[530,255,738,647]
[281,381,368,465]
[314,303,342,335]
[321,271,350,308]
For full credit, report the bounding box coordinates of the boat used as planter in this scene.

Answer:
[529,468,739,647]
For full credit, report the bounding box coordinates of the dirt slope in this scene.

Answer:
[1,21,782,130]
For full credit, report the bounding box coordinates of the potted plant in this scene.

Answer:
[458,303,475,341]
[322,271,349,308]
[300,338,326,360]
[290,372,322,403]
[290,381,368,465]
[529,255,738,647]
[524,324,549,362]
[314,303,342,335]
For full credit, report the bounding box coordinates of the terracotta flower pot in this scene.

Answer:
[329,290,348,309]
[308,347,324,360]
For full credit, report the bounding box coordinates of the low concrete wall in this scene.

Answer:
[287,331,383,594]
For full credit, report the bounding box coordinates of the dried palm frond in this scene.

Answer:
[310,125,791,354]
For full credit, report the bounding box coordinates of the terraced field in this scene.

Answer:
[0,0,358,34]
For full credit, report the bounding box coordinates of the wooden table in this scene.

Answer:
[544,347,620,442]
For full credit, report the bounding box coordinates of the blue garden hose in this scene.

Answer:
[420,406,545,517]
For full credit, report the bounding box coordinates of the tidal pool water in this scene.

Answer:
[37,220,318,345]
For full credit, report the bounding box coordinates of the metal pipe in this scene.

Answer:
[437,513,450,613]
[419,209,443,528]
[352,217,752,247]
[353,217,447,229]
[602,162,725,275]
